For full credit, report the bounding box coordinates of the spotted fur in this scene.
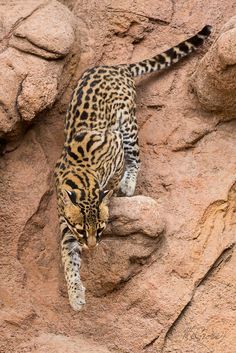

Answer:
[54,25,212,310]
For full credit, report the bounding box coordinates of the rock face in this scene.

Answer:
[1,1,236,353]
[20,333,112,353]
[82,196,164,297]
[191,16,236,116]
[106,195,165,237]
[0,0,77,140]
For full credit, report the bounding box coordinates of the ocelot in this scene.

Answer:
[54,25,212,310]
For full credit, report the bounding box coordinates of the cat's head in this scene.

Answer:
[62,187,112,248]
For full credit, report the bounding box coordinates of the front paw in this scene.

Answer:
[68,283,86,311]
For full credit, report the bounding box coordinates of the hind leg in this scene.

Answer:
[119,118,140,196]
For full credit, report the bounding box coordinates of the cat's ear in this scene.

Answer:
[99,189,113,204]
[62,189,77,206]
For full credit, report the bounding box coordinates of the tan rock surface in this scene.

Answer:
[191,16,236,116]
[20,333,111,353]
[82,196,164,297]
[9,0,76,59]
[0,1,236,353]
[0,0,78,139]
[106,195,165,237]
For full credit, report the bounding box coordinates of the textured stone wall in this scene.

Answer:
[191,16,236,116]
[0,0,79,140]
[0,1,236,353]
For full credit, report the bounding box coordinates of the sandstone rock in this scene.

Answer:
[0,53,23,136]
[80,196,165,297]
[21,334,111,353]
[0,130,51,353]
[1,1,236,353]
[17,60,61,122]
[106,195,165,237]
[191,16,236,116]
[0,307,36,327]
[9,0,76,59]
[0,0,77,140]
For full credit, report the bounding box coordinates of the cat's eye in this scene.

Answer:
[75,225,86,238]
[65,190,77,205]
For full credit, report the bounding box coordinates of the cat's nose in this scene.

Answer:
[86,234,97,248]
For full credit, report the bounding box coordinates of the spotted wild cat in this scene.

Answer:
[54,25,212,310]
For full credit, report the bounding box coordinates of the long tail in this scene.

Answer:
[128,25,212,77]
